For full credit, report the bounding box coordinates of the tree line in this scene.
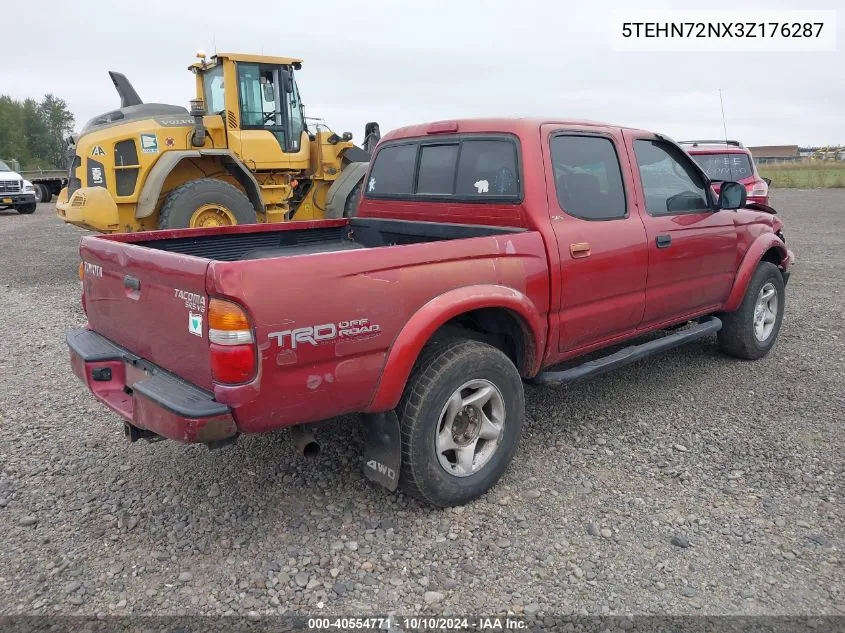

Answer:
[0,95,75,170]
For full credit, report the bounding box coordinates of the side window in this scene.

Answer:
[417,145,458,194]
[456,140,519,197]
[550,135,627,220]
[202,66,225,114]
[633,140,710,215]
[367,144,416,195]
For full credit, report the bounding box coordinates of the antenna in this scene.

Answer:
[213,35,217,55]
[719,89,729,145]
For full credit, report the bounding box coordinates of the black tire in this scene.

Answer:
[34,184,47,203]
[40,185,52,203]
[717,261,785,360]
[17,202,36,214]
[343,179,362,218]
[398,339,524,507]
[158,178,257,230]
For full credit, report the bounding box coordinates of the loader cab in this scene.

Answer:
[194,53,310,171]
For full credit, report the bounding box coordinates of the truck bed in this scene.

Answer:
[135,218,525,262]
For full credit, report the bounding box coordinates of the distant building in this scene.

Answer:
[748,146,802,165]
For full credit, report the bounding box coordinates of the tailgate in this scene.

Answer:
[80,235,213,390]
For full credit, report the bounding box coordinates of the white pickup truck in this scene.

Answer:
[0,160,37,214]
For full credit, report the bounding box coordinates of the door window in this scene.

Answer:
[634,140,710,215]
[550,135,627,220]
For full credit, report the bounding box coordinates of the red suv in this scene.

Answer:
[681,140,770,205]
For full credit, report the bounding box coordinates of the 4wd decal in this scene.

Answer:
[269,318,380,349]
[174,289,205,313]
[365,459,396,482]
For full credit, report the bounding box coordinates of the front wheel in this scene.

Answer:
[718,261,785,360]
[16,202,36,214]
[398,339,524,507]
[158,178,257,230]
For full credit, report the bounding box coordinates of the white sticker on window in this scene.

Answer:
[368,177,376,192]
[474,179,489,194]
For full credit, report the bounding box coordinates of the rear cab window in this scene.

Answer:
[365,136,521,201]
[690,152,755,181]
[550,135,627,220]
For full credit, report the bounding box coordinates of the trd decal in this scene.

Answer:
[269,318,380,349]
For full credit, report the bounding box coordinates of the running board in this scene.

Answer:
[534,317,722,385]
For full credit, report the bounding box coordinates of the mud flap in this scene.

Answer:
[360,411,401,492]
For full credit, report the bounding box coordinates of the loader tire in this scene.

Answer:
[343,180,362,218]
[158,179,257,230]
[397,339,524,507]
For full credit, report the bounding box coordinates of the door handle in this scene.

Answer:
[570,242,591,258]
[655,234,671,249]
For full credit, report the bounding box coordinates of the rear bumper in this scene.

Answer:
[67,328,237,444]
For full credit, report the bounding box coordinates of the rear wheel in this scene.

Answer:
[398,339,524,507]
[718,261,785,359]
[158,178,257,230]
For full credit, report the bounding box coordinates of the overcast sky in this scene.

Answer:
[4,0,842,147]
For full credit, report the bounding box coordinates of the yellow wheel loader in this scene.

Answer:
[56,52,380,232]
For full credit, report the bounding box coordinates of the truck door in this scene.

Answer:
[623,132,738,327]
[540,125,648,353]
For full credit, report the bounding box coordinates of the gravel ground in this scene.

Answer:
[0,191,842,619]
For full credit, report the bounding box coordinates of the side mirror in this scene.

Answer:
[280,68,293,93]
[262,84,275,102]
[718,181,747,210]
[762,177,772,186]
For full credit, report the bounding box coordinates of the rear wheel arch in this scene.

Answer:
[365,287,545,413]
[136,150,264,220]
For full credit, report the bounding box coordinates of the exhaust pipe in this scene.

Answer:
[289,425,320,458]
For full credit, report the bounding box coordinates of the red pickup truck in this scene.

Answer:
[68,118,794,507]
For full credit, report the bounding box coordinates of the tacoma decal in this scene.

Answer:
[174,289,206,313]
[269,318,380,349]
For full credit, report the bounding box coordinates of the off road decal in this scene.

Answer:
[174,289,205,313]
[269,318,380,349]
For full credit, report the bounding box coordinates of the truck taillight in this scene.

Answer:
[208,298,256,384]
[747,180,768,197]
